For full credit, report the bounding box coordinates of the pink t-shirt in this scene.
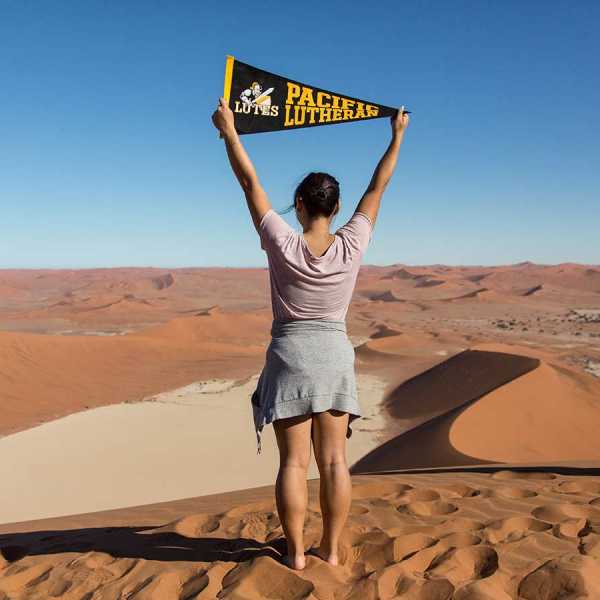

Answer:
[258,208,373,321]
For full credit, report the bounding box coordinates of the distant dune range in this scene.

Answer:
[1,262,599,332]
[2,261,599,438]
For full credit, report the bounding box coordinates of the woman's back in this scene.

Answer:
[212,95,409,570]
[259,209,373,321]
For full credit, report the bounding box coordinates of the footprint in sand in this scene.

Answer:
[402,500,458,517]
[554,480,600,495]
[438,484,481,498]
[532,503,600,524]
[555,517,589,539]
[403,488,441,502]
[451,546,499,580]
[406,543,498,585]
[391,533,437,561]
[436,517,486,535]
[492,486,538,499]
[517,558,587,600]
[485,516,552,544]
[352,481,413,500]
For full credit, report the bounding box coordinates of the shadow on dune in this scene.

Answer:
[351,350,540,474]
[0,526,284,565]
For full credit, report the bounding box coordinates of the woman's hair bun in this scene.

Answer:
[294,172,340,218]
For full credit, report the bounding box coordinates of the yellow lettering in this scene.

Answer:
[294,105,306,125]
[298,86,316,106]
[320,108,332,122]
[354,102,366,119]
[343,109,353,120]
[286,82,301,105]
[341,98,355,110]
[331,95,341,109]
[366,104,379,117]
[306,106,318,124]
[316,92,331,107]
[284,104,294,126]
[332,108,342,121]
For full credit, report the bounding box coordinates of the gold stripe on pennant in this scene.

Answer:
[223,55,235,102]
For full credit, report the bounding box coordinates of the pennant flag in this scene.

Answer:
[222,55,405,135]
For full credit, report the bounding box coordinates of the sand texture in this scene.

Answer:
[3,471,600,599]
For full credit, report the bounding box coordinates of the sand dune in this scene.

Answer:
[3,471,600,599]
[523,284,543,296]
[367,262,600,301]
[352,349,600,474]
[415,277,445,288]
[439,288,500,302]
[367,290,406,303]
[0,310,271,436]
[476,263,600,295]
[2,264,600,597]
[370,323,403,339]
[0,267,273,333]
[380,267,424,280]
[0,373,390,524]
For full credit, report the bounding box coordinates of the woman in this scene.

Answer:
[211,98,409,571]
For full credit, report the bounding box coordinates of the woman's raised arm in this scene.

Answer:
[211,97,272,232]
[354,107,410,228]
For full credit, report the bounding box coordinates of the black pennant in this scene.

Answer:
[222,56,405,135]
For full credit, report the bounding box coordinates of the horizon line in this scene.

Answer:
[1,260,599,271]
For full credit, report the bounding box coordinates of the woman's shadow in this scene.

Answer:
[0,525,285,565]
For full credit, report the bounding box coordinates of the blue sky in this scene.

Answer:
[1,0,598,268]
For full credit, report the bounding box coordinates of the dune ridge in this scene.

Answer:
[352,349,600,474]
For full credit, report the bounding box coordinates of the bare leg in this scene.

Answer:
[311,409,351,565]
[273,414,312,570]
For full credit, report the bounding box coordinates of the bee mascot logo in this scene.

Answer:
[234,82,279,117]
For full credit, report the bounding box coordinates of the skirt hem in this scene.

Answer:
[254,393,362,455]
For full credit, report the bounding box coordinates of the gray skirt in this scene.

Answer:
[251,318,362,454]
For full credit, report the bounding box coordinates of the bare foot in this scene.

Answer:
[282,553,306,570]
[308,546,339,566]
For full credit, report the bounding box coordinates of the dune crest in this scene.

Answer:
[367,290,406,303]
[352,349,600,473]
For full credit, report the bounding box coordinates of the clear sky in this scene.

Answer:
[1,1,598,268]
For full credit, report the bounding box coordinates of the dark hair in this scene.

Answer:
[280,172,340,219]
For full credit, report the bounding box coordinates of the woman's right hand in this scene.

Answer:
[391,105,410,137]
[212,97,236,138]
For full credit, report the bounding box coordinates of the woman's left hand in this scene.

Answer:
[212,97,236,137]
